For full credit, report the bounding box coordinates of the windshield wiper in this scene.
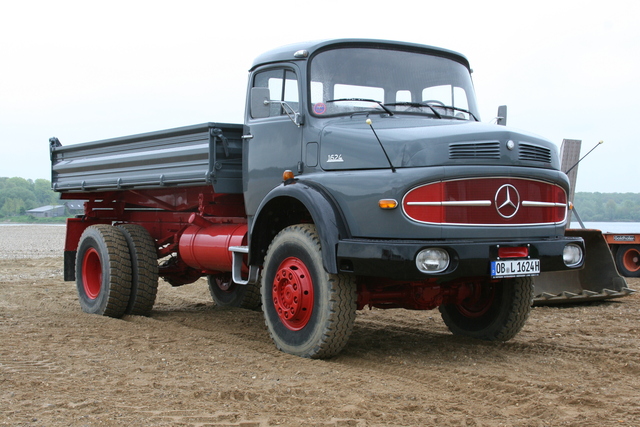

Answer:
[385,102,479,121]
[326,98,394,116]
[384,102,442,119]
[437,105,479,122]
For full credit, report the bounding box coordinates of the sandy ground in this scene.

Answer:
[1,225,639,426]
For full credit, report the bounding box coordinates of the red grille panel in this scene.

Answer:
[402,178,567,225]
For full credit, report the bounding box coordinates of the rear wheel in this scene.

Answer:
[207,273,261,309]
[75,225,132,317]
[261,224,356,358]
[439,277,533,341]
[615,245,640,277]
[116,224,159,316]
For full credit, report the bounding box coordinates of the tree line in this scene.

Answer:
[0,177,60,217]
[1,176,639,222]
[573,192,640,222]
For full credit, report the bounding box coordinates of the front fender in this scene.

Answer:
[249,180,350,274]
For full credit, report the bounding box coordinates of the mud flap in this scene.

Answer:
[533,229,636,305]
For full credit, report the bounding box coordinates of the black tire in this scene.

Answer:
[207,273,261,310]
[614,245,640,277]
[439,277,533,341]
[116,224,159,316]
[261,224,356,359]
[75,225,132,318]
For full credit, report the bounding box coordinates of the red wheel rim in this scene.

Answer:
[457,283,496,318]
[622,247,640,273]
[82,247,102,299]
[214,274,233,292]
[272,257,314,331]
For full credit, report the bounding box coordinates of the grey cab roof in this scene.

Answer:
[249,38,471,71]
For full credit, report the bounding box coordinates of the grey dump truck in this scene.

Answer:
[50,39,587,358]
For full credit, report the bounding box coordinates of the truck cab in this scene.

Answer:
[244,39,580,281]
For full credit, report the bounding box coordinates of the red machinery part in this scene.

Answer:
[356,278,488,311]
[179,220,248,273]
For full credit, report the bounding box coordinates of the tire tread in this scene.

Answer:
[440,276,533,342]
[117,224,159,316]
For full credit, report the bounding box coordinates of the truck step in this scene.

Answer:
[228,246,260,286]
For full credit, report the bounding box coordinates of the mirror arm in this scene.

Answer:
[267,100,303,127]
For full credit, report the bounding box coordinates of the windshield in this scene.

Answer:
[309,47,479,120]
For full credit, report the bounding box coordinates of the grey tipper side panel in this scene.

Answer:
[51,123,244,194]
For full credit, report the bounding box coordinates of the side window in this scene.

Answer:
[252,69,299,118]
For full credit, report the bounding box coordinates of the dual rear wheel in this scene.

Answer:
[75,224,159,318]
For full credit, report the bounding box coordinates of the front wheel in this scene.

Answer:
[439,277,533,341]
[261,224,356,359]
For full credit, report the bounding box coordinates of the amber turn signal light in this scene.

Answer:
[378,199,398,209]
[283,170,295,181]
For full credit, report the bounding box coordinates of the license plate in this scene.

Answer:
[491,259,540,278]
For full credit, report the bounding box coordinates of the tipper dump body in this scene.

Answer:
[51,122,244,194]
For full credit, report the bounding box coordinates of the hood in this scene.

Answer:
[318,117,560,171]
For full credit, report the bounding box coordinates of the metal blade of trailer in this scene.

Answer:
[532,139,636,305]
[533,229,635,304]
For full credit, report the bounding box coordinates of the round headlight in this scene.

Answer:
[563,243,583,267]
[416,248,450,273]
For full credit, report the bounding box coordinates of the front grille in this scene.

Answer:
[402,177,567,226]
[519,143,552,163]
[449,141,500,159]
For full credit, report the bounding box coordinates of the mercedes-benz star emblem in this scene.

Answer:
[495,184,520,219]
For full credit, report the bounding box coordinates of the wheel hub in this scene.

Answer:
[457,282,496,318]
[623,248,640,273]
[272,257,313,330]
[82,247,102,300]
[215,274,233,291]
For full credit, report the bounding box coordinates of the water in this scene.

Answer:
[569,222,640,233]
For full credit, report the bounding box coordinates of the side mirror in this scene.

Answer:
[497,105,507,126]
[250,87,271,118]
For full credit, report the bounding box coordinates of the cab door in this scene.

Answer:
[243,66,303,217]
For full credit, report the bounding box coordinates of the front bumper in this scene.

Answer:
[336,236,584,281]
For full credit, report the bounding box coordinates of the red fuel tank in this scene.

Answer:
[179,219,247,273]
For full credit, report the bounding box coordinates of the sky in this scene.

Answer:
[1,0,638,193]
